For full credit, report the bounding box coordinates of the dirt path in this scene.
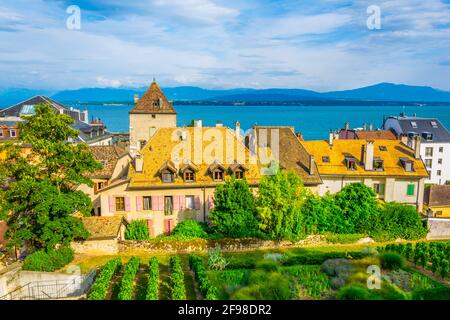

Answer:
[133,264,148,300]
[407,261,450,286]
[184,269,201,300]
[106,268,123,300]
[158,262,171,300]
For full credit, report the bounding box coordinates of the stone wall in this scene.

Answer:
[426,218,450,240]
[71,239,119,254]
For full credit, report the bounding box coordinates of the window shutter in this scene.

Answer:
[173,195,180,210]
[179,195,185,210]
[194,196,201,210]
[152,196,159,211]
[136,196,143,211]
[208,195,215,209]
[379,184,385,195]
[158,196,164,211]
[109,196,115,213]
[407,184,415,196]
[125,197,131,212]
[164,219,171,235]
[147,219,154,237]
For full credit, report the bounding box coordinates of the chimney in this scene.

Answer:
[135,154,143,172]
[134,94,139,104]
[400,133,408,145]
[414,135,421,159]
[235,121,241,140]
[365,140,374,170]
[309,155,315,175]
[329,130,334,146]
[369,123,373,131]
[363,122,367,131]
[83,107,88,124]
[345,122,350,130]
[195,119,202,128]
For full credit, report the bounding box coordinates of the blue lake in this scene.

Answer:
[69,104,450,140]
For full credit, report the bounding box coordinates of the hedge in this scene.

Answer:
[22,247,74,272]
[117,256,140,300]
[88,258,121,300]
[169,256,186,300]
[145,257,159,300]
[189,254,218,300]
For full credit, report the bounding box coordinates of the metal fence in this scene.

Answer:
[0,271,96,300]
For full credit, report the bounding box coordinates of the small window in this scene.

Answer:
[345,157,357,170]
[411,121,417,128]
[143,196,152,210]
[373,183,385,196]
[184,171,195,182]
[437,170,442,176]
[439,147,444,153]
[322,156,330,163]
[100,160,107,167]
[0,130,3,137]
[425,159,432,168]
[10,129,16,137]
[213,170,224,181]
[438,159,443,165]
[234,170,244,179]
[164,196,173,215]
[425,147,433,157]
[96,182,104,191]
[115,197,125,211]
[373,158,384,171]
[379,146,387,151]
[407,184,415,196]
[162,172,174,183]
[431,121,438,128]
[423,132,433,141]
[185,196,195,209]
[152,114,156,119]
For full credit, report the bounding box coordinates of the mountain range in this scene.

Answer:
[1,82,450,108]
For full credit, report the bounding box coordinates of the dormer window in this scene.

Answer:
[373,158,384,171]
[158,160,177,183]
[411,121,417,128]
[213,170,224,181]
[344,155,357,171]
[162,172,174,183]
[400,158,414,172]
[229,160,248,180]
[431,121,438,128]
[422,132,433,141]
[379,146,387,151]
[180,161,198,183]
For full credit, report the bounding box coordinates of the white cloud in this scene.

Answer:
[96,76,122,88]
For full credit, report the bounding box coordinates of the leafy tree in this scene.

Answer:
[372,202,427,241]
[301,193,347,235]
[0,104,101,251]
[208,177,258,237]
[125,220,150,240]
[334,183,381,234]
[256,169,309,240]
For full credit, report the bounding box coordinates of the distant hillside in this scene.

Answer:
[324,83,450,102]
[2,82,450,107]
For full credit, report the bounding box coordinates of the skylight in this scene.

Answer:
[411,121,418,128]
[431,121,438,128]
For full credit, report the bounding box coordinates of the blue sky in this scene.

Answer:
[0,0,449,91]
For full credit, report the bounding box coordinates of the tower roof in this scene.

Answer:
[129,81,176,114]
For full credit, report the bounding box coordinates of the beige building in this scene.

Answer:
[129,81,177,157]
[95,124,265,236]
[301,135,429,211]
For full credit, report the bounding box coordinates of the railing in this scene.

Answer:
[0,271,96,300]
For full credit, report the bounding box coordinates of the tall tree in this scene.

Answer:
[256,169,309,240]
[208,177,259,237]
[0,104,101,251]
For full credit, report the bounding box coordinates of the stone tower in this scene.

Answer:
[129,81,177,157]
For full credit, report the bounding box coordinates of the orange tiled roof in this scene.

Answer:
[301,139,428,177]
[129,82,176,114]
[128,127,263,188]
[355,130,397,140]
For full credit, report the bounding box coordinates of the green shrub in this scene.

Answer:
[88,258,121,300]
[171,220,208,240]
[231,271,290,300]
[22,247,74,272]
[440,259,449,278]
[412,287,450,300]
[169,256,186,300]
[337,284,370,300]
[379,252,405,270]
[117,257,140,300]
[125,220,150,240]
[255,260,279,272]
[431,256,440,274]
[207,245,228,271]
[189,254,218,300]
[145,257,159,300]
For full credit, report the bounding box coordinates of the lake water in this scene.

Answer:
[69,104,450,140]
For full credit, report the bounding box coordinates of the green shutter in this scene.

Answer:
[379,184,385,195]
[407,184,415,196]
